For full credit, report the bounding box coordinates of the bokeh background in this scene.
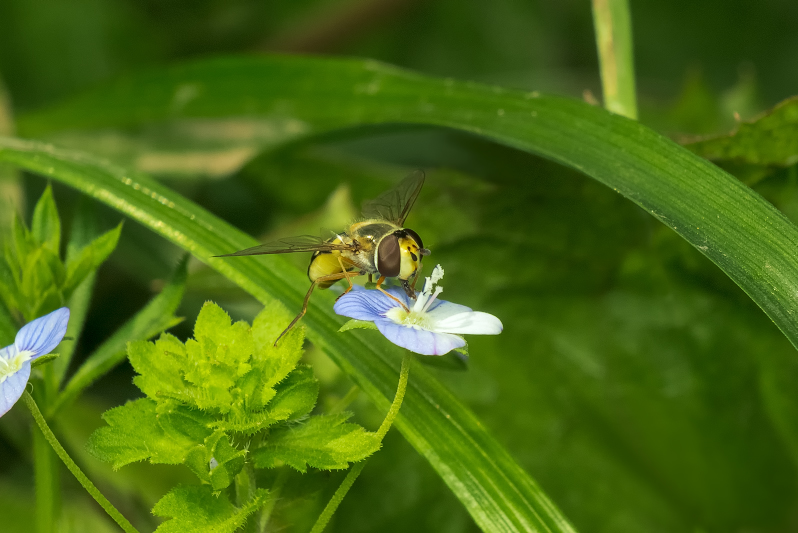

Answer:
[2,1,798,532]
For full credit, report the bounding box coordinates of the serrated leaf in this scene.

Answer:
[251,300,305,389]
[252,413,379,473]
[210,364,319,435]
[153,485,268,533]
[129,333,189,402]
[88,398,211,469]
[183,302,253,407]
[268,364,318,421]
[338,319,378,332]
[31,185,60,253]
[684,95,798,167]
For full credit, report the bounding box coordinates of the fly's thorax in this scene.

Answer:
[374,228,425,280]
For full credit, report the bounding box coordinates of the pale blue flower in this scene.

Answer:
[0,308,70,417]
[334,266,502,356]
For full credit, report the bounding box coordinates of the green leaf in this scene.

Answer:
[684,95,798,167]
[252,413,379,473]
[30,352,59,368]
[268,364,319,421]
[251,300,305,390]
[153,485,268,533]
[87,398,212,469]
[49,257,188,417]
[184,431,247,491]
[31,185,60,253]
[63,223,121,295]
[338,319,378,332]
[129,333,191,403]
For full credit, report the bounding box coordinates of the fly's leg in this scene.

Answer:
[275,270,361,346]
[375,276,410,312]
[334,257,364,302]
[410,263,423,292]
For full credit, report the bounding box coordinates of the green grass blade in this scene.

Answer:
[0,136,576,533]
[15,55,798,352]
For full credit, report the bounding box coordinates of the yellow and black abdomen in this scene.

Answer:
[308,250,356,289]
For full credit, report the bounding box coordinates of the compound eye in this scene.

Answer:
[377,234,401,277]
[403,228,424,250]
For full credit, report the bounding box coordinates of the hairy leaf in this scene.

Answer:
[252,413,379,473]
[87,398,212,469]
[153,485,268,533]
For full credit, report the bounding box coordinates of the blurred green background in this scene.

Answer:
[2,1,798,532]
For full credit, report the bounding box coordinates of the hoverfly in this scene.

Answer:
[218,170,430,344]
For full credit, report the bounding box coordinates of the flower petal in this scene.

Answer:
[15,308,70,359]
[334,286,409,320]
[425,299,473,320]
[0,360,31,417]
[433,311,504,335]
[0,344,17,361]
[375,320,465,356]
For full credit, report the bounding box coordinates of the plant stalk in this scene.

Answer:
[591,0,637,119]
[309,352,412,533]
[22,392,141,533]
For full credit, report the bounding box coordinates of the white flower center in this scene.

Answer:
[0,350,34,384]
[385,265,445,329]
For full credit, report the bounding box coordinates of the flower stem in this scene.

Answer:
[22,392,141,533]
[309,352,412,533]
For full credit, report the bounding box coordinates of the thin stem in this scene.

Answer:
[591,0,637,119]
[376,352,411,440]
[22,392,141,533]
[309,352,412,533]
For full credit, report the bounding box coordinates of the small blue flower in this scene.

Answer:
[334,266,502,356]
[0,308,70,417]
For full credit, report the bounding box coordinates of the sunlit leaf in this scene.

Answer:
[252,413,379,473]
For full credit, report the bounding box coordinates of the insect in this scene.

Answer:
[218,170,430,344]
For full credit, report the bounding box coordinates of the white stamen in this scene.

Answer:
[422,286,443,312]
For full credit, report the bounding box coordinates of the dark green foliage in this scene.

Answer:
[0,185,121,323]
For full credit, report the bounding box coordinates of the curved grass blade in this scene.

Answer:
[0,137,576,533]
[16,55,798,352]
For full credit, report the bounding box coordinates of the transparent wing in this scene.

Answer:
[361,170,425,226]
[216,235,353,257]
